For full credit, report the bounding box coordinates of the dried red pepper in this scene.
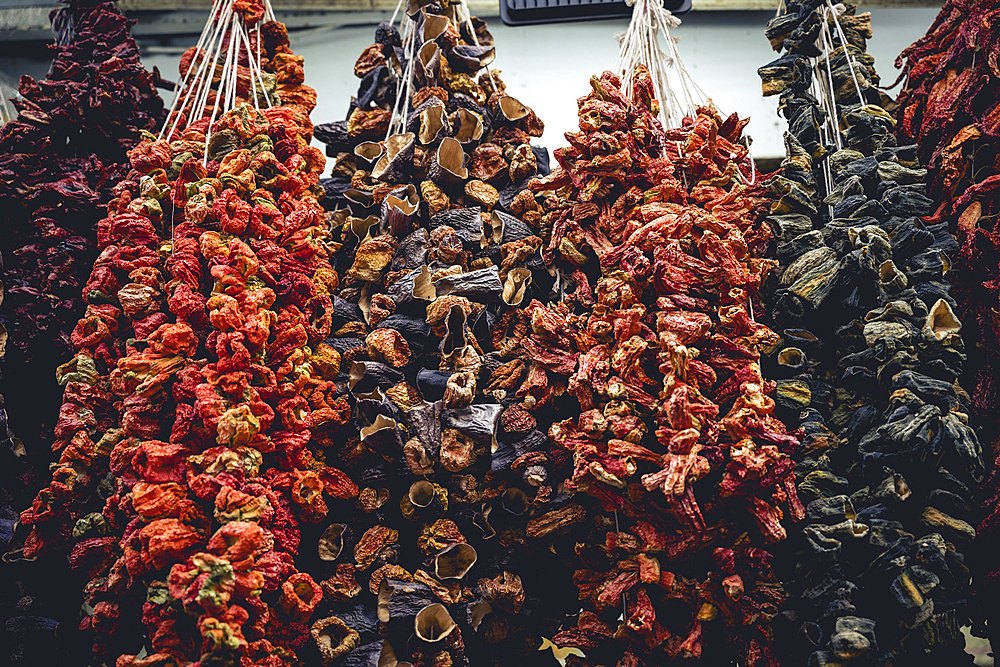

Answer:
[13,8,357,664]
[0,1,164,662]
[512,66,801,666]
[894,0,1000,652]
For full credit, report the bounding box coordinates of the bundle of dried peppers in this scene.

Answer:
[0,1,164,662]
[11,1,379,663]
[760,1,982,664]
[893,0,1000,649]
[506,65,803,664]
[0,0,164,529]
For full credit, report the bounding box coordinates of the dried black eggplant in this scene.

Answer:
[447,44,496,74]
[350,361,406,394]
[415,369,452,402]
[493,211,533,244]
[443,404,501,445]
[373,133,416,183]
[760,3,981,665]
[434,267,502,301]
[316,120,351,150]
[312,7,559,665]
[431,207,483,246]
[379,314,431,351]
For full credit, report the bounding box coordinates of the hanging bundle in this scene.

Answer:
[0,3,164,661]
[893,0,1000,651]
[759,2,982,665]
[0,0,164,490]
[159,0,279,155]
[308,3,577,665]
[13,1,360,664]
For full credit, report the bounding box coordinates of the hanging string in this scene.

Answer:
[158,0,277,151]
[155,0,278,261]
[385,0,418,140]
[159,0,235,141]
[772,0,849,206]
[0,78,15,126]
[615,0,698,129]
[453,0,497,92]
[612,0,761,185]
[51,6,76,47]
[823,0,866,107]
[384,0,491,140]
[203,18,240,162]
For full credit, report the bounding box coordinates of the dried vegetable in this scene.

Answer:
[0,2,164,663]
[0,0,164,524]
[759,2,982,664]
[893,0,1000,647]
[11,1,365,663]
[499,63,803,664]
[307,3,579,666]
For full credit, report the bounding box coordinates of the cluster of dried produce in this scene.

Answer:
[11,9,372,664]
[760,1,982,664]
[0,1,164,662]
[270,5,578,667]
[493,66,801,666]
[893,0,1000,647]
[0,0,164,476]
[5,1,999,664]
[316,6,545,215]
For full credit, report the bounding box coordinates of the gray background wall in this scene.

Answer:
[1,7,940,168]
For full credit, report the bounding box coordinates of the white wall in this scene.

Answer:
[4,8,941,164]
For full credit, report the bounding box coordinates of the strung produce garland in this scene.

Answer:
[760,1,982,664]
[310,3,581,665]
[0,0,164,526]
[515,62,801,666]
[893,1,1000,648]
[613,0,706,131]
[12,2,367,664]
[0,1,164,662]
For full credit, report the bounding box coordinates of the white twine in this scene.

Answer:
[791,0,867,207]
[385,0,417,140]
[614,0,701,130]
[0,79,15,126]
[615,0,760,183]
[158,0,235,141]
[159,0,277,154]
[454,0,497,92]
[614,0,759,175]
[823,0,866,107]
[384,0,492,141]
[201,16,239,162]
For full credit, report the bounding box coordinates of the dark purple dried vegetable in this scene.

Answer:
[0,1,164,663]
[310,5,567,666]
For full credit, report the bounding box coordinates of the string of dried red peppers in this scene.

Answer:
[514,67,802,667]
[0,0,164,537]
[15,11,357,665]
[894,1,1000,648]
[0,2,164,662]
